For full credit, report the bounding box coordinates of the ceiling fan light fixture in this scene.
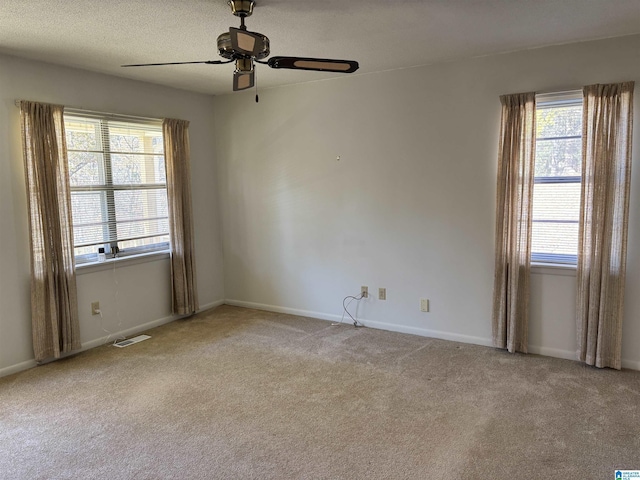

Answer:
[233,71,255,91]
[233,58,255,91]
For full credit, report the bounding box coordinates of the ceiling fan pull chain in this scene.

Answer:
[255,69,259,103]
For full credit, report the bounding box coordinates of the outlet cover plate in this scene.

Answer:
[420,298,429,312]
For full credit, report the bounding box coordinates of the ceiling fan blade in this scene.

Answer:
[229,27,264,57]
[267,56,359,74]
[121,60,231,67]
[233,70,255,91]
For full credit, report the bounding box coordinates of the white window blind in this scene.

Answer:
[531,92,582,265]
[64,112,169,264]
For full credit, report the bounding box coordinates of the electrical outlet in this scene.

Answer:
[361,286,368,298]
[91,301,100,315]
[378,288,386,300]
[420,298,429,312]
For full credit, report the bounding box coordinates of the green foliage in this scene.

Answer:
[535,105,582,177]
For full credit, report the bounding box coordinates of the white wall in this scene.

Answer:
[0,54,225,376]
[213,34,640,369]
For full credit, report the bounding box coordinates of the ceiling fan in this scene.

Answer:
[122,0,359,94]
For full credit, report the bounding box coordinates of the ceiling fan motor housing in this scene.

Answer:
[228,0,255,17]
[217,31,270,60]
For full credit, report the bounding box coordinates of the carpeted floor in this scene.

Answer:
[1,305,639,479]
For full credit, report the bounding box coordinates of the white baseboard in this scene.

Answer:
[225,299,342,323]
[81,299,224,351]
[81,314,177,351]
[0,300,225,379]
[224,299,494,348]
[364,318,494,347]
[198,300,226,312]
[527,345,639,370]
[225,299,640,371]
[5,299,637,376]
[527,345,576,361]
[0,359,38,378]
[621,358,640,370]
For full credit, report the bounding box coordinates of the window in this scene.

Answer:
[64,112,169,265]
[531,92,582,265]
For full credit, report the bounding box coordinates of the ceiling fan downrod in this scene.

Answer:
[228,0,254,30]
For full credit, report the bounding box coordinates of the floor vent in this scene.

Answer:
[113,335,151,348]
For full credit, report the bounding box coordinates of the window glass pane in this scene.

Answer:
[114,189,169,242]
[155,156,167,183]
[65,118,101,151]
[532,97,582,264]
[531,221,579,257]
[108,124,164,155]
[114,189,168,221]
[71,191,109,246]
[118,235,170,252]
[65,114,169,263]
[111,154,166,185]
[536,104,582,138]
[68,152,104,186]
[532,183,581,222]
[535,138,581,177]
[116,219,170,243]
[109,130,143,154]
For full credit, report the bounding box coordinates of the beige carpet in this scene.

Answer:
[1,305,639,479]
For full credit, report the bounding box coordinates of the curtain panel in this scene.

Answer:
[576,82,634,370]
[492,92,536,353]
[20,101,80,362]
[163,118,199,315]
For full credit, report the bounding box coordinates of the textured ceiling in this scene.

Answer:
[2,0,640,96]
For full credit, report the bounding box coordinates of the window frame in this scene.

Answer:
[531,91,583,267]
[64,111,170,266]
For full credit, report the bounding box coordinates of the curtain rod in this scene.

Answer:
[13,100,165,123]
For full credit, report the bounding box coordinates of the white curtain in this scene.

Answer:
[163,118,199,315]
[20,101,80,361]
[492,92,536,353]
[576,82,634,369]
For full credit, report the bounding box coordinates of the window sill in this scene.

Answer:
[531,262,576,277]
[76,251,170,275]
